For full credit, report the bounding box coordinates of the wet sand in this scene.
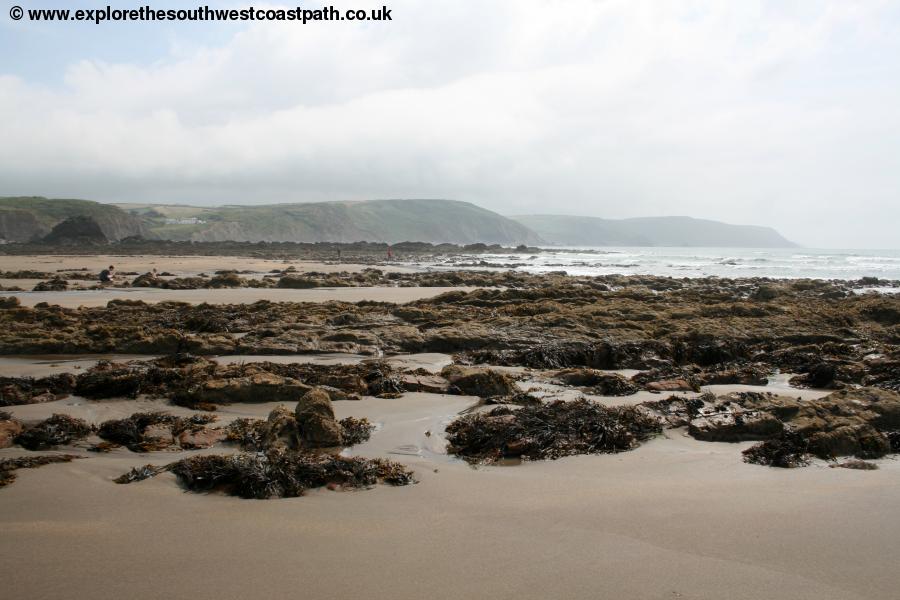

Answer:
[0,254,415,276]
[5,286,474,307]
[2,389,898,600]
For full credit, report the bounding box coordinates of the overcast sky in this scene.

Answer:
[2,0,899,247]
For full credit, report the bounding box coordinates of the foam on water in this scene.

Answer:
[435,247,900,280]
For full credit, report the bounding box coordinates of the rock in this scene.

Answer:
[277,276,319,289]
[822,387,900,429]
[33,277,69,292]
[789,362,842,389]
[177,427,227,449]
[198,373,311,404]
[807,424,891,459]
[646,379,696,392]
[0,297,20,309]
[141,424,175,449]
[265,405,301,449]
[700,367,769,386]
[29,392,58,404]
[295,388,343,447]
[317,385,357,401]
[551,369,639,396]
[440,365,518,398]
[400,373,451,394]
[701,387,900,460]
[131,273,163,288]
[689,410,784,442]
[41,215,109,246]
[831,459,879,470]
[0,417,23,448]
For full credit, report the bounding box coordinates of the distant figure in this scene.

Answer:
[387,247,393,260]
[337,249,342,262]
[99,265,115,284]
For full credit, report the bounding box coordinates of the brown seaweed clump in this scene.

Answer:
[338,417,376,446]
[15,414,93,450]
[224,412,375,451]
[446,398,662,464]
[116,450,415,499]
[0,454,81,488]
[742,430,811,468]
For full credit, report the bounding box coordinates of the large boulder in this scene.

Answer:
[440,365,518,398]
[265,405,301,449]
[294,388,343,447]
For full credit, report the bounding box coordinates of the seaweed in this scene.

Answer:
[445,398,662,464]
[98,412,218,452]
[117,450,416,499]
[0,454,82,488]
[98,412,176,451]
[742,430,811,468]
[114,464,170,483]
[339,417,376,446]
[0,373,77,406]
[15,414,93,450]
[224,417,270,451]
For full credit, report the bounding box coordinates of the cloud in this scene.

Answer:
[1,0,899,247]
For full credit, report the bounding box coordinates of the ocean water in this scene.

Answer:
[439,248,900,281]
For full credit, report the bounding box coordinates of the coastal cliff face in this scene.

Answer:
[123,199,544,245]
[0,209,43,242]
[511,214,797,248]
[0,197,148,242]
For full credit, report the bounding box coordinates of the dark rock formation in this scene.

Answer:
[41,215,109,246]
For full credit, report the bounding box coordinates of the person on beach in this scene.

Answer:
[387,247,393,260]
[99,265,115,284]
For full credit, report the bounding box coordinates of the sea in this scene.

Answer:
[435,247,900,282]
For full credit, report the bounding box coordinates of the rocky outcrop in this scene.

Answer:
[41,216,109,246]
[551,369,639,396]
[294,388,343,447]
[683,388,900,462]
[195,373,312,404]
[440,365,518,398]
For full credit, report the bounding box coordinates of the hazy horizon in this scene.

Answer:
[3,1,900,248]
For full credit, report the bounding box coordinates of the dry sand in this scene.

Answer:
[4,285,474,308]
[2,375,899,599]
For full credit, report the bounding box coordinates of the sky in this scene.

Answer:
[2,0,899,248]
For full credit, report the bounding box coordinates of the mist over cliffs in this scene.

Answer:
[511,215,795,248]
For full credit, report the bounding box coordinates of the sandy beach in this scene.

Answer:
[2,388,898,600]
